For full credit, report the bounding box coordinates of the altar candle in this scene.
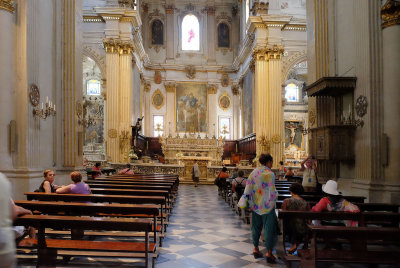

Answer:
[147,140,149,150]
[236,143,238,152]
[46,96,48,104]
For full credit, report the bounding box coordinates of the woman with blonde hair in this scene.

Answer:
[36,169,60,193]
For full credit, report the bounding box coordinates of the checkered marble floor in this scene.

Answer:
[156,184,285,268]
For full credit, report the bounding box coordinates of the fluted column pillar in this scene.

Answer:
[165,82,176,137]
[206,7,216,64]
[382,0,400,186]
[118,43,133,162]
[231,85,241,139]
[165,5,174,62]
[104,39,120,162]
[0,0,15,170]
[207,85,218,138]
[253,45,284,168]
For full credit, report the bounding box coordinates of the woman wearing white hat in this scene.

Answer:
[312,180,360,226]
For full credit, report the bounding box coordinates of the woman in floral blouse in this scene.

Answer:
[241,153,279,263]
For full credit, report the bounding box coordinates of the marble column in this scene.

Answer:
[104,39,120,162]
[118,42,133,162]
[382,0,400,193]
[165,5,174,62]
[0,0,15,170]
[206,7,216,64]
[253,45,284,168]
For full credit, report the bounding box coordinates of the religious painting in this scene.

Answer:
[284,120,304,149]
[243,71,254,136]
[217,23,230,48]
[152,89,164,110]
[176,83,207,133]
[218,92,231,111]
[154,70,162,84]
[221,73,229,87]
[151,19,163,45]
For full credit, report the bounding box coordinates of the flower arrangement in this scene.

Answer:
[128,150,138,160]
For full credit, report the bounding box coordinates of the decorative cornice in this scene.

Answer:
[164,82,176,93]
[207,84,218,94]
[252,44,285,61]
[216,12,231,23]
[118,0,135,9]
[149,8,165,20]
[119,41,134,54]
[381,0,400,29]
[231,84,240,96]
[203,6,216,16]
[0,0,14,13]
[102,15,121,20]
[83,15,104,22]
[283,24,307,31]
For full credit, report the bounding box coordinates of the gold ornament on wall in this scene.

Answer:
[185,65,196,79]
[218,92,231,111]
[29,84,40,107]
[154,70,162,84]
[309,109,316,126]
[108,128,118,139]
[152,89,164,110]
[221,73,229,87]
[271,135,281,144]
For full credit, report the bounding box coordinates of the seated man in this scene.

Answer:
[119,163,134,175]
[12,200,36,243]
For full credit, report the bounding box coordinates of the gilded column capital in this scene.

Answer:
[119,41,134,54]
[252,45,285,61]
[207,84,218,94]
[381,0,400,29]
[231,84,240,96]
[165,5,175,14]
[249,59,255,73]
[143,81,151,92]
[118,0,135,9]
[164,82,176,93]
[103,38,121,54]
[0,0,14,13]
[203,6,216,16]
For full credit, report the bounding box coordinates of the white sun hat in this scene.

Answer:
[322,180,339,195]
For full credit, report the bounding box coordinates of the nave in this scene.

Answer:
[156,185,283,268]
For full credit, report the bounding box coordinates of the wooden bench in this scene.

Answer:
[14,200,161,244]
[25,192,168,232]
[15,215,156,268]
[278,210,400,267]
[300,226,400,268]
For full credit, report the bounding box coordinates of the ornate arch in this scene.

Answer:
[83,45,106,77]
[282,50,307,83]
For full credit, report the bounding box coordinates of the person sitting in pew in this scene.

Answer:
[35,169,61,193]
[56,171,91,194]
[281,183,310,255]
[284,167,295,179]
[91,162,103,179]
[12,200,37,242]
[119,163,134,175]
[312,180,360,227]
[232,170,246,199]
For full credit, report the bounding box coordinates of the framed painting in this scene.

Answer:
[175,83,207,133]
[284,120,304,149]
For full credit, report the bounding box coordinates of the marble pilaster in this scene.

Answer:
[165,5,174,61]
[206,7,216,64]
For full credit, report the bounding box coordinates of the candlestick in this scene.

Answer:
[235,143,238,153]
[46,96,48,104]
[146,140,149,150]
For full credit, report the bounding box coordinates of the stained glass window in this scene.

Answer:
[153,115,164,137]
[87,80,101,96]
[285,83,299,102]
[182,14,200,51]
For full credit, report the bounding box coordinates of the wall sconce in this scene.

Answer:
[33,96,56,119]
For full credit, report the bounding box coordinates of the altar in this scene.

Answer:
[159,135,224,179]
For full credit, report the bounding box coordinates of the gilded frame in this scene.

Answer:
[218,92,231,111]
[284,120,305,150]
[152,89,164,110]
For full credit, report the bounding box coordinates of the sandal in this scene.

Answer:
[253,251,263,259]
[266,255,276,264]
[287,247,297,255]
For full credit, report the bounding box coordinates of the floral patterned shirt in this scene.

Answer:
[242,165,278,215]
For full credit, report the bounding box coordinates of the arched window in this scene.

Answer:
[182,14,200,51]
[151,19,163,45]
[217,23,230,48]
[285,83,299,102]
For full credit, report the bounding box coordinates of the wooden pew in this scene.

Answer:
[276,193,365,203]
[14,200,160,244]
[15,215,156,268]
[300,226,400,268]
[278,210,400,268]
[25,192,167,232]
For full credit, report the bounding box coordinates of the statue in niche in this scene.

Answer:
[218,23,230,48]
[151,19,163,45]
